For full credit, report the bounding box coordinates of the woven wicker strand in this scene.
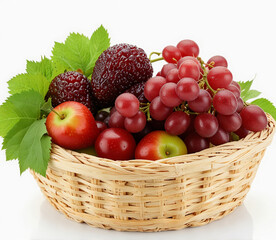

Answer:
[32,114,275,232]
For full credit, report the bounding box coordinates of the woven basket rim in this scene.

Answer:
[50,114,276,169]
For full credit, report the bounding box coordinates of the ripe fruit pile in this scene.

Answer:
[46,40,268,161]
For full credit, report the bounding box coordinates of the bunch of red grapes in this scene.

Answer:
[96,40,268,154]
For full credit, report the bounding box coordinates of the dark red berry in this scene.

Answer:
[125,82,147,103]
[91,44,153,108]
[48,71,97,114]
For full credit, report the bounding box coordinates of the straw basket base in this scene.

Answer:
[32,115,275,232]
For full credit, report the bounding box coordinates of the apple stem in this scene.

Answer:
[51,108,65,120]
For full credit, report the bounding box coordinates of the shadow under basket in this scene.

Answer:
[32,114,276,232]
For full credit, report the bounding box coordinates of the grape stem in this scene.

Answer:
[197,57,217,95]
[149,51,164,63]
[139,102,152,121]
[150,57,164,63]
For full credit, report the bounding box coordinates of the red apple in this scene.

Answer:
[95,128,136,160]
[46,101,99,150]
[135,130,187,160]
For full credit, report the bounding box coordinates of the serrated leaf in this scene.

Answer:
[52,33,91,76]
[26,56,53,81]
[8,90,44,118]
[87,25,110,75]
[0,90,44,137]
[238,80,253,93]
[40,98,52,115]
[19,119,51,176]
[2,119,34,160]
[8,73,50,98]
[51,61,70,79]
[238,80,253,100]
[251,98,276,120]
[0,100,19,137]
[242,89,261,101]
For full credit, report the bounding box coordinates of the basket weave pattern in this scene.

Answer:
[32,115,275,232]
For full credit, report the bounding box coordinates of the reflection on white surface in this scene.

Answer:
[32,200,253,240]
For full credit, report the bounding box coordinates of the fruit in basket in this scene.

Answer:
[135,131,187,160]
[91,43,153,108]
[48,71,97,114]
[46,101,99,150]
[1,27,276,177]
[240,105,268,132]
[95,128,136,160]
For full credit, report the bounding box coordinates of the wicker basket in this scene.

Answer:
[32,114,275,232]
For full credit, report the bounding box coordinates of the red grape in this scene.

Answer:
[235,126,250,139]
[110,107,117,116]
[177,56,201,69]
[188,89,212,113]
[207,66,233,90]
[236,97,244,112]
[162,45,182,63]
[209,127,230,145]
[149,96,173,121]
[176,78,200,101]
[115,93,140,118]
[161,63,177,77]
[213,90,238,115]
[178,60,200,81]
[177,39,199,57]
[194,113,219,138]
[95,111,109,121]
[159,82,182,107]
[132,123,152,143]
[109,111,125,128]
[217,112,242,132]
[144,76,166,102]
[124,111,146,133]
[226,84,240,98]
[207,55,228,68]
[231,81,241,92]
[240,105,268,132]
[165,111,191,135]
[184,132,209,153]
[96,121,107,132]
[166,68,180,83]
[156,71,162,76]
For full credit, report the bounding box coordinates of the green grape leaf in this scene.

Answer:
[18,119,51,176]
[238,79,261,102]
[26,56,53,81]
[0,100,19,137]
[0,90,44,137]
[51,33,91,76]
[251,98,276,120]
[2,119,35,160]
[8,73,50,98]
[1,90,51,176]
[87,25,110,75]
[242,90,261,102]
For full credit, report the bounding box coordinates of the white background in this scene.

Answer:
[1,0,276,239]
